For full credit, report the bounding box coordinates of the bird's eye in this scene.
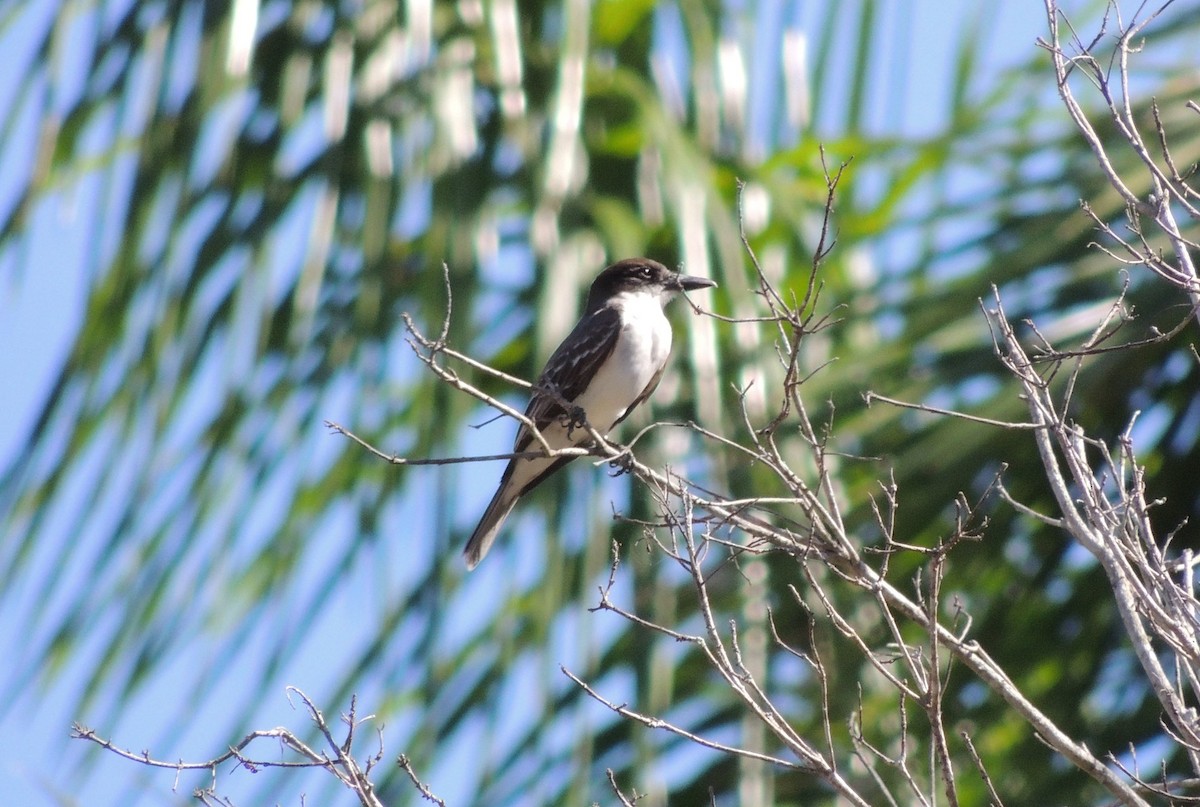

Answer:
[639,266,651,278]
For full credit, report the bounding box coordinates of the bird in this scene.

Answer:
[464,258,717,569]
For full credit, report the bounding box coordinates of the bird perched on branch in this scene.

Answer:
[464,258,717,569]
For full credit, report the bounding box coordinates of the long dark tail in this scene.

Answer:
[463,488,519,570]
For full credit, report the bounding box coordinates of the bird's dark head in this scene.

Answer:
[584,258,716,312]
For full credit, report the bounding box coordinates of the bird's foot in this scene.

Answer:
[565,404,590,439]
[607,449,634,477]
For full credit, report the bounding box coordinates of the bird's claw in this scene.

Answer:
[565,405,589,439]
[607,450,634,477]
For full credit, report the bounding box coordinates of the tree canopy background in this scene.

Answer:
[1,0,1198,804]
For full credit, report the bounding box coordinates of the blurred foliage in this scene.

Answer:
[1,0,1199,805]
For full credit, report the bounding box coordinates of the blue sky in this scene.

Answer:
[0,1,1058,804]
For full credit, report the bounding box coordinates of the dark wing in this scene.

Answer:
[514,306,622,452]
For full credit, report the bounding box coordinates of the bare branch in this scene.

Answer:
[325,419,593,466]
[1039,0,1200,322]
[398,754,448,806]
[560,665,806,771]
[863,392,1042,430]
[74,689,415,807]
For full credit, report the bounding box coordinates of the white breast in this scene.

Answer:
[572,290,672,433]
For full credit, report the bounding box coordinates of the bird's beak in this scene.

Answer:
[675,273,717,292]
